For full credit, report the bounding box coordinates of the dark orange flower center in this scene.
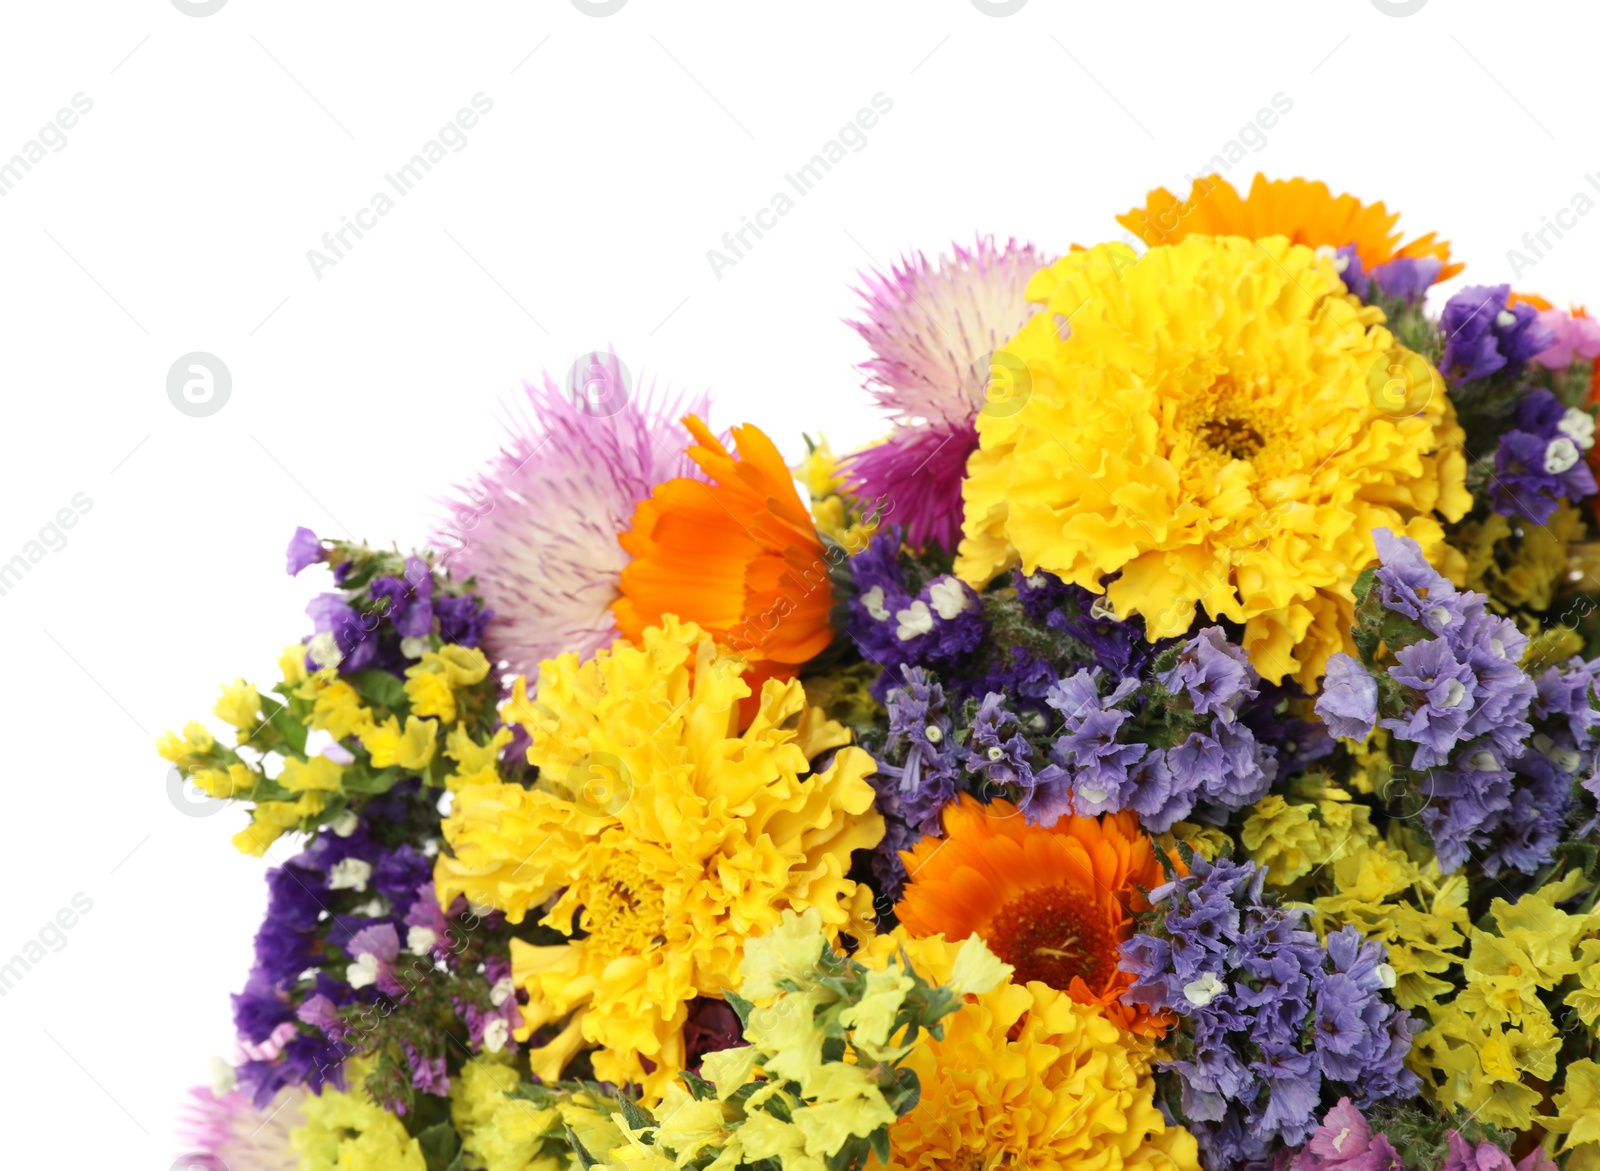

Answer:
[985,885,1116,992]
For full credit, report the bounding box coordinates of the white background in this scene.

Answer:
[0,0,1593,1165]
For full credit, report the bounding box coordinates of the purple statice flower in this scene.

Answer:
[844,417,978,554]
[306,592,380,673]
[967,691,1069,824]
[1046,668,1150,819]
[1356,531,1539,872]
[1330,245,1368,300]
[1159,625,1257,725]
[1440,284,1556,386]
[1370,257,1442,302]
[435,363,711,679]
[345,923,403,997]
[405,1045,450,1096]
[1017,571,1160,679]
[841,237,1049,552]
[433,592,492,649]
[1317,654,1379,741]
[1120,856,1417,1167]
[461,955,520,1055]
[847,528,986,681]
[683,998,745,1071]
[286,526,324,576]
[867,668,964,895]
[368,556,434,640]
[1490,388,1598,523]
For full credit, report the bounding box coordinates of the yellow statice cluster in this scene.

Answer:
[434,618,885,1102]
[954,235,1471,687]
[1312,829,1470,1011]
[1455,502,1585,615]
[795,434,879,552]
[291,1060,427,1171]
[594,908,1012,1171]
[869,933,1201,1171]
[451,1056,623,1171]
[1241,778,1375,887]
[1411,872,1600,1143]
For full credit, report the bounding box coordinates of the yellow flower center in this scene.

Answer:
[580,856,666,961]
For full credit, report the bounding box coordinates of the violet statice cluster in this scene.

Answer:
[292,527,493,676]
[1119,856,1418,1169]
[1313,529,1573,875]
[847,527,986,687]
[1487,387,1598,522]
[1045,627,1280,831]
[232,791,434,1107]
[1332,244,1440,305]
[1439,285,1554,388]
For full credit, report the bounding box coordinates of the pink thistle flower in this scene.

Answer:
[436,357,710,678]
[175,1084,305,1171]
[840,236,1047,551]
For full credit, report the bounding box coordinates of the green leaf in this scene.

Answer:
[563,1124,599,1171]
[341,764,402,796]
[679,1069,716,1101]
[347,669,410,712]
[616,1094,655,1134]
[723,989,755,1030]
[415,1121,461,1171]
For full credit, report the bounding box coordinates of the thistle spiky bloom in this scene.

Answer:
[840,237,1048,552]
[435,364,709,678]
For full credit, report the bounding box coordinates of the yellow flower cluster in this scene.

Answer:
[1312,830,1469,1011]
[866,934,1199,1171]
[451,1056,622,1171]
[1411,872,1600,1141]
[434,618,885,1101]
[291,1061,426,1171]
[1455,502,1584,615]
[1241,779,1374,888]
[954,235,1470,687]
[795,435,879,553]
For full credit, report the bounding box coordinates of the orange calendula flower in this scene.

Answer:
[896,795,1172,1036]
[1118,173,1462,282]
[614,417,835,689]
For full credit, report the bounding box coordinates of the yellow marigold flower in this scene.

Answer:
[291,1062,426,1171]
[436,618,884,1102]
[156,721,215,765]
[277,642,308,686]
[866,933,1198,1171]
[191,762,255,799]
[214,677,262,731]
[954,235,1470,687]
[277,754,345,793]
[233,793,327,857]
[360,714,438,770]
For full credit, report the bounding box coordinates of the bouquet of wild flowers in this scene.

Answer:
[167,174,1600,1171]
